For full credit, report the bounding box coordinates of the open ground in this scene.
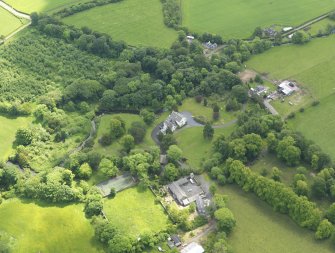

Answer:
[0,8,25,37]
[181,0,335,39]
[0,198,103,253]
[63,0,178,48]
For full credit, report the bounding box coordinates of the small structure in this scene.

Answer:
[204,41,218,50]
[180,242,205,253]
[160,154,168,165]
[283,27,293,32]
[250,85,268,96]
[278,80,298,96]
[168,174,205,206]
[264,27,277,37]
[160,111,187,134]
[186,35,195,43]
[195,196,206,216]
[168,235,182,248]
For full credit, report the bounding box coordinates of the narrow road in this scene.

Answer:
[70,119,97,154]
[264,99,279,115]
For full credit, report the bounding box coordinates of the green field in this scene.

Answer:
[103,187,169,237]
[0,198,103,253]
[4,0,88,13]
[0,8,25,37]
[175,124,236,168]
[216,184,333,253]
[182,0,335,39]
[63,0,178,48]
[0,115,31,161]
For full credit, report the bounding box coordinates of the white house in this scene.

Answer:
[180,242,205,253]
[160,111,187,134]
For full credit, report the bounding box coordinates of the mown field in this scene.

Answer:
[181,0,335,39]
[0,8,25,37]
[103,187,169,237]
[0,116,31,161]
[247,35,335,159]
[63,0,178,48]
[0,198,103,253]
[4,0,88,13]
[217,184,333,253]
[175,124,236,168]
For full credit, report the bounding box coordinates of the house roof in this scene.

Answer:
[170,111,186,123]
[279,80,297,95]
[195,196,206,215]
[171,235,181,245]
[180,242,205,253]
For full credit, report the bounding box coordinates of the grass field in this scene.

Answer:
[103,187,169,237]
[181,0,335,39]
[63,0,178,48]
[0,8,25,37]
[4,0,88,13]
[0,198,103,253]
[0,115,31,161]
[175,124,236,169]
[215,183,333,253]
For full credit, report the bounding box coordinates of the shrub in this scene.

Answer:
[287,112,295,119]
[195,95,203,103]
[299,107,305,113]
[312,100,320,106]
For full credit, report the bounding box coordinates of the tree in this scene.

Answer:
[167,145,183,163]
[311,176,327,199]
[294,180,309,196]
[253,27,263,38]
[120,134,135,153]
[326,203,335,223]
[128,121,146,144]
[108,234,133,253]
[203,123,214,140]
[15,128,33,146]
[276,136,301,166]
[99,158,118,177]
[292,31,310,44]
[110,118,125,140]
[214,207,236,233]
[140,109,155,125]
[315,219,334,240]
[231,85,248,103]
[160,133,177,152]
[164,163,179,182]
[271,167,282,182]
[78,163,92,179]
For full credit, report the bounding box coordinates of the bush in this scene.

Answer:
[312,100,320,106]
[195,95,203,103]
[299,107,305,113]
[287,112,296,119]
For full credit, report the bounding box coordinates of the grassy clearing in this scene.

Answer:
[175,124,236,169]
[215,183,334,253]
[0,198,103,253]
[287,94,335,160]
[308,18,335,36]
[103,187,169,237]
[0,115,32,161]
[0,8,25,37]
[181,0,335,39]
[4,0,88,13]
[63,0,178,48]
[179,98,237,125]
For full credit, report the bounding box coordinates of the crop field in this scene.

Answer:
[0,198,103,253]
[103,187,169,237]
[181,0,335,39]
[0,116,31,161]
[175,124,236,168]
[0,8,25,37]
[4,0,88,13]
[63,0,178,48]
[215,184,333,253]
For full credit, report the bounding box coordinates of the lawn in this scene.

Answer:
[175,124,236,169]
[4,0,88,13]
[181,0,335,39]
[287,94,335,160]
[0,8,25,37]
[63,0,178,48]
[0,198,103,253]
[0,115,32,161]
[215,183,334,253]
[103,187,169,237]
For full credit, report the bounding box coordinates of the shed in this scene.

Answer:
[171,235,182,247]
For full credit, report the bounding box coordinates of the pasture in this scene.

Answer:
[0,115,31,161]
[218,184,333,253]
[4,0,88,13]
[62,0,178,48]
[0,8,25,37]
[0,198,103,253]
[175,124,236,168]
[103,187,169,237]
[181,0,335,39]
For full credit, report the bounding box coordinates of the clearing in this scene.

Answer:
[4,0,88,13]
[63,0,178,48]
[0,198,103,253]
[0,8,25,37]
[0,115,31,161]
[181,0,335,39]
[103,187,169,237]
[215,183,333,253]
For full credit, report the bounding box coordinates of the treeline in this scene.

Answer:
[161,0,182,29]
[0,101,32,116]
[53,0,123,18]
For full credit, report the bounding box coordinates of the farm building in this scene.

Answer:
[168,174,206,206]
[204,41,218,49]
[180,242,205,253]
[278,80,298,96]
[160,111,187,134]
[283,27,293,32]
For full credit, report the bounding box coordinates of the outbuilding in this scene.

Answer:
[180,242,205,253]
